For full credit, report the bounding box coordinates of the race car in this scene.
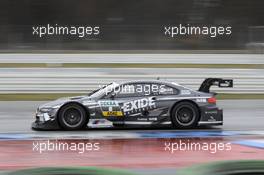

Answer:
[32,78,233,130]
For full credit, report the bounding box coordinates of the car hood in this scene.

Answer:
[39,95,87,109]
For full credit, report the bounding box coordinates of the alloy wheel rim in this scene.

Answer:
[175,106,195,126]
[62,107,83,127]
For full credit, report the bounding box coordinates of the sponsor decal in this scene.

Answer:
[99,100,123,117]
[149,117,158,121]
[137,118,148,121]
[136,117,158,122]
[159,86,174,95]
[99,101,118,107]
[196,98,207,103]
[205,111,218,114]
[122,97,156,115]
[208,116,216,122]
[102,111,123,117]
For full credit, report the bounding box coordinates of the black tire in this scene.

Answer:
[58,103,88,130]
[171,101,200,129]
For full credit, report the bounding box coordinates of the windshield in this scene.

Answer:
[89,82,119,98]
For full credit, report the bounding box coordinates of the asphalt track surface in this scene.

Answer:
[0,100,263,135]
[0,100,264,175]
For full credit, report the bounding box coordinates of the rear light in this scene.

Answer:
[207,97,216,104]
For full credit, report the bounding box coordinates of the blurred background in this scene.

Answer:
[0,1,263,175]
[0,0,263,51]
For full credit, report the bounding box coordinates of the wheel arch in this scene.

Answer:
[169,99,201,118]
[56,101,90,120]
[56,101,90,129]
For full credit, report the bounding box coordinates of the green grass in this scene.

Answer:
[177,160,264,175]
[0,63,264,69]
[9,166,139,175]
[1,93,264,101]
[217,93,264,99]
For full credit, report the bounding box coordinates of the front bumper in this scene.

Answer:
[32,110,60,130]
[32,120,60,130]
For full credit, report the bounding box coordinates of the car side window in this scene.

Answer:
[115,83,145,98]
[103,83,180,99]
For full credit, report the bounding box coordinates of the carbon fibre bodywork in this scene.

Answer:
[32,80,225,130]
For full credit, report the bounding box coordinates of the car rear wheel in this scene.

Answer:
[171,102,200,129]
[58,103,88,130]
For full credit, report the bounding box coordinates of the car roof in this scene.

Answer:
[117,79,183,88]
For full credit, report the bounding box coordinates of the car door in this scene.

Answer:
[96,83,145,122]
[114,82,167,123]
[147,83,180,121]
[112,83,150,122]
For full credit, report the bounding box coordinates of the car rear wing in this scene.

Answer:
[198,78,233,93]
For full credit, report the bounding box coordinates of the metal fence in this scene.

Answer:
[0,68,263,94]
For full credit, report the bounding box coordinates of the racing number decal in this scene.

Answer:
[99,101,123,117]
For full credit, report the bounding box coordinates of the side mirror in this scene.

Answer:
[110,92,116,99]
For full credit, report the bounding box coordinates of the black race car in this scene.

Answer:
[32,78,233,130]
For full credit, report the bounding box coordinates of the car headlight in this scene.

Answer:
[39,108,53,113]
[36,106,60,121]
